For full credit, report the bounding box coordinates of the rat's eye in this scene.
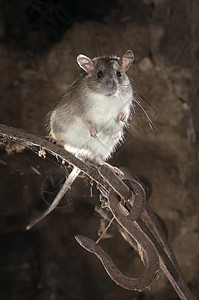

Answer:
[117,71,122,78]
[97,70,103,78]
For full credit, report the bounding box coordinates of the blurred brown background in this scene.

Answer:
[0,0,198,299]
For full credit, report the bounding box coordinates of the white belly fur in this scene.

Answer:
[60,92,132,160]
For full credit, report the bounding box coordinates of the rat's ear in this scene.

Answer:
[77,54,94,73]
[120,50,134,71]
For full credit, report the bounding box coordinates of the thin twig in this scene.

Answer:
[96,216,115,244]
[26,166,80,230]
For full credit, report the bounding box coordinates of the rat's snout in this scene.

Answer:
[105,80,117,96]
[107,81,114,91]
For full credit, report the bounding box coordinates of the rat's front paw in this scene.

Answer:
[89,127,99,138]
[118,112,127,123]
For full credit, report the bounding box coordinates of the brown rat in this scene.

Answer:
[49,50,134,163]
[27,50,135,229]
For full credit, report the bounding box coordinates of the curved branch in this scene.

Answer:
[0,123,108,189]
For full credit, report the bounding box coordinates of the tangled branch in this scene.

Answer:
[0,123,196,300]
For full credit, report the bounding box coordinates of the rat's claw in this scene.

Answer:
[45,136,64,148]
[89,127,99,138]
[118,112,127,123]
[102,162,124,176]
[112,166,124,176]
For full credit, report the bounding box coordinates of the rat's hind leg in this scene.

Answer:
[94,157,124,176]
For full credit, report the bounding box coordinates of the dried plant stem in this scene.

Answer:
[96,216,115,244]
[26,166,80,230]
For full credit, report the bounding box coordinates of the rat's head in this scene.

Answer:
[77,50,134,97]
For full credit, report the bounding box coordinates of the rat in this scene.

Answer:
[49,50,134,164]
[26,50,135,230]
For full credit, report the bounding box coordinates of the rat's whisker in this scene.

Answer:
[133,97,157,130]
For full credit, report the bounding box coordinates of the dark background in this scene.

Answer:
[0,0,199,299]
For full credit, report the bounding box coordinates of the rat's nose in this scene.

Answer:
[106,81,114,91]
